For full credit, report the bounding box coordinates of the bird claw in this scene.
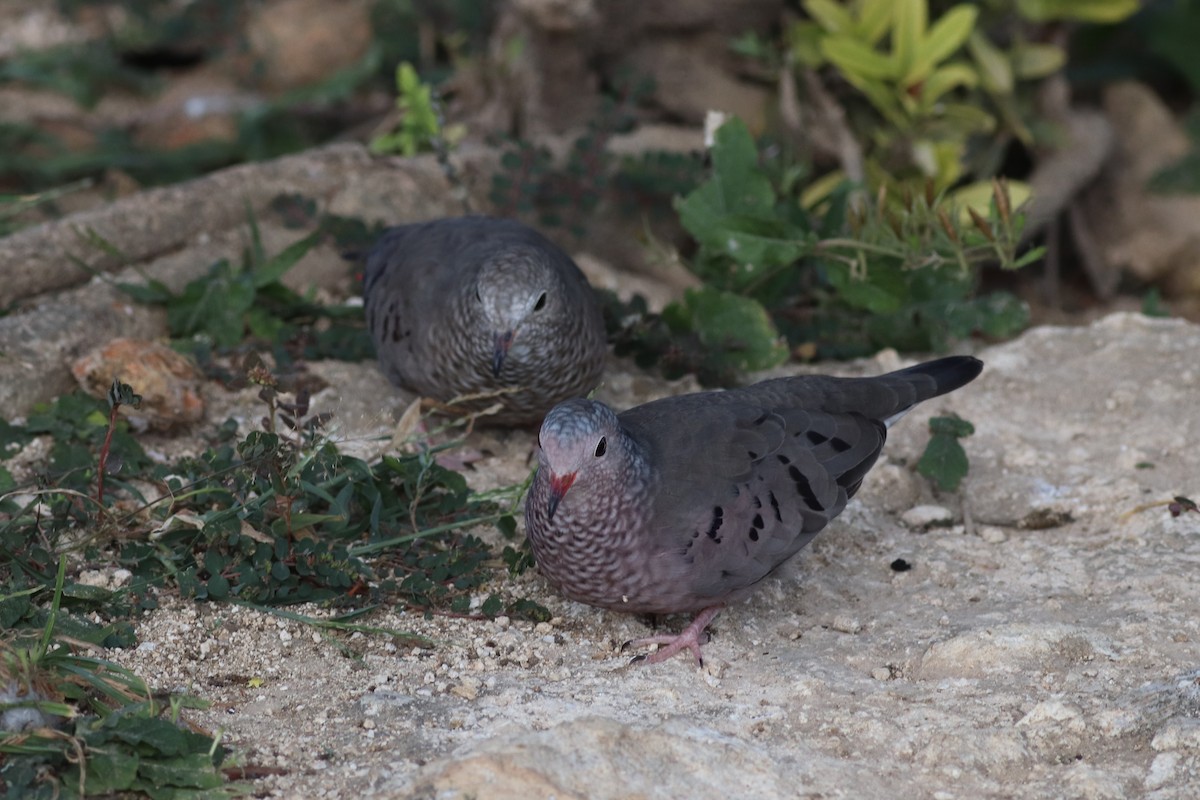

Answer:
[618,605,723,667]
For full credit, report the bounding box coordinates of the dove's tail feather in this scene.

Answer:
[892,355,983,398]
[882,355,983,427]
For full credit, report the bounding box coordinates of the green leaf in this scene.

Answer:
[206,573,230,600]
[115,277,175,304]
[819,35,896,80]
[928,414,975,437]
[701,117,775,216]
[825,260,906,314]
[918,432,969,491]
[971,291,1029,337]
[676,118,812,294]
[252,231,320,288]
[667,286,788,372]
[909,5,977,84]
[480,594,504,617]
[79,750,140,792]
[102,714,190,755]
[968,30,1014,94]
[920,63,978,107]
[1011,42,1065,80]
[892,0,928,77]
[858,0,894,44]
[1016,0,1138,23]
[137,753,226,789]
[803,0,856,33]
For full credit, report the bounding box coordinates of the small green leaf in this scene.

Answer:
[480,594,504,617]
[496,514,518,538]
[928,414,975,437]
[1017,0,1138,23]
[79,750,140,792]
[206,573,230,600]
[667,286,788,372]
[858,0,894,44]
[252,231,320,288]
[819,35,897,80]
[1011,42,1066,80]
[968,30,1014,94]
[136,752,226,789]
[917,63,978,109]
[919,414,974,491]
[804,0,856,33]
[909,5,977,84]
[892,0,928,77]
[918,433,969,491]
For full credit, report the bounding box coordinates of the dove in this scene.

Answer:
[524,355,983,665]
[363,216,607,425]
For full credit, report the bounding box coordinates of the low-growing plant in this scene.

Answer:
[109,208,374,366]
[918,414,975,492]
[1,559,242,799]
[489,70,658,238]
[658,116,1035,374]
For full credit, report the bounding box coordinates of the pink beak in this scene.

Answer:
[547,471,577,519]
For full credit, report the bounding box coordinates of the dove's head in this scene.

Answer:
[475,249,569,378]
[536,398,624,519]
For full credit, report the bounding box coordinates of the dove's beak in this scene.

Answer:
[492,330,515,377]
[547,471,577,519]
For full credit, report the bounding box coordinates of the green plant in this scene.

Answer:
[1,559,241,799]
[111,209,373,364]
[918,414,975,492]
[489,70,654,238]
[663,117,1034,373]
[370,62,462,157]
[786,0,1137,211]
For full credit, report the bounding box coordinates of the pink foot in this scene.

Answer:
[623,605,724,666]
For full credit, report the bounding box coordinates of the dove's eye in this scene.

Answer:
[594,437,607,458]
[533,292,547,311]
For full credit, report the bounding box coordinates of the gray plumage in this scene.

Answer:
[524,356,984,664]
[363,216,607,425]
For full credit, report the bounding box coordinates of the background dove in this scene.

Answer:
[364,216,607,425]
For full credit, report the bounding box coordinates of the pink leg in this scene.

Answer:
[623,605,724,666]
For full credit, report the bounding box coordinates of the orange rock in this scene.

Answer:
[71,338,205,432]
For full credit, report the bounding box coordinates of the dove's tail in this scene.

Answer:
[881,355,983,427]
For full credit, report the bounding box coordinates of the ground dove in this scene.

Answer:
[363,216,607,425]
[525,355,983,665]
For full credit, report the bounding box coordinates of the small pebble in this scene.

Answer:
[901,505,955,529]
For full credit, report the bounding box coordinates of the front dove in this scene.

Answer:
[525,356,984,665]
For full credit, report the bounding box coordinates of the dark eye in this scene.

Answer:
[594,437,607,457]
[533,292,547,311]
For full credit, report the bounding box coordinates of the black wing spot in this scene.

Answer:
[748,528,759,542]
[747,450,758,460]
[806,430,828,445]
[752,496,762,509]
[787,465,823,511]
[768,490,782,522]
[831,437,852,453]
[706,506,724,540]
[752,513,764,529]
[753,412,770,425]
[776,454,791,465]
[720,569,734,579]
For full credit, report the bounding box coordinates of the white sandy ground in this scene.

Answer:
[95,312,1199,799]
